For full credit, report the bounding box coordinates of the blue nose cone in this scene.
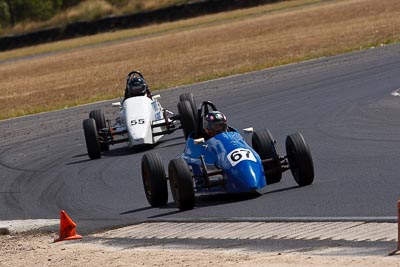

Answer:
[224,161,266,193]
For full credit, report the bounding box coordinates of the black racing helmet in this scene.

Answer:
[203,111,228,136]
[126,76,147,97]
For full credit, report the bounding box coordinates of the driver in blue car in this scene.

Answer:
[203,111,228,138]
[124,72,152,100]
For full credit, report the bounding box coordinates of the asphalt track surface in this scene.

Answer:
[1,44,400,234]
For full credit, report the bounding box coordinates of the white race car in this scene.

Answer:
[82,71,197,159]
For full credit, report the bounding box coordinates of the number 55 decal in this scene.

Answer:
[227,148,256,167]
[131,119,145,126]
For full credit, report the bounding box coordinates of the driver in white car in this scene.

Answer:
[124,72,152,101]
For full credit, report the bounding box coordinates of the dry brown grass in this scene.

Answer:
[0,0,195,36]
[0,0,318,61]
[1,0,400,120]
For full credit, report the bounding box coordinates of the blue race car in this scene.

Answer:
[141,99,314,211]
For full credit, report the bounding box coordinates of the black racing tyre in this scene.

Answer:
[285,132,314,187]
[252,129,282,184]
[168,158,195,211]
[89,109,109,152]
[179,92,197,121]
[83,118,101,160]
[89,109,107,129]
[141,153,168,207]
[177,100,196,140]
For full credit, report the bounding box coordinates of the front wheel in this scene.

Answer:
[168,158,195,211]
[285,132,314,186]
[82,118,101,160]
[141,153,168,207]
[89,109,109,152]
[252,129,282,184]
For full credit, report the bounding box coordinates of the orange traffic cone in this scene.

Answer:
[54,210,82,242]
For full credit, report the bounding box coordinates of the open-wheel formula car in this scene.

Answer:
[141,100,315,211]
[82,71,197,160]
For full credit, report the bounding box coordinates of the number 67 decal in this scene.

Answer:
[227,148,256,167]
[131,119,145,126]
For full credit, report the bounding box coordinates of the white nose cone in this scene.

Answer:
[123,96,154,146]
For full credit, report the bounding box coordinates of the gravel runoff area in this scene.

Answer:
[1,220,400,266]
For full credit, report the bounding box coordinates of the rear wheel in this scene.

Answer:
[89,109,109,151]
[285,132,314,186]
[82,118,101,160]
[252,129,282,184]
[89,109,107,129]
[168,158,195,211]
[178,100,196,139]
[141,153,168,207]
[179,93,197,121]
